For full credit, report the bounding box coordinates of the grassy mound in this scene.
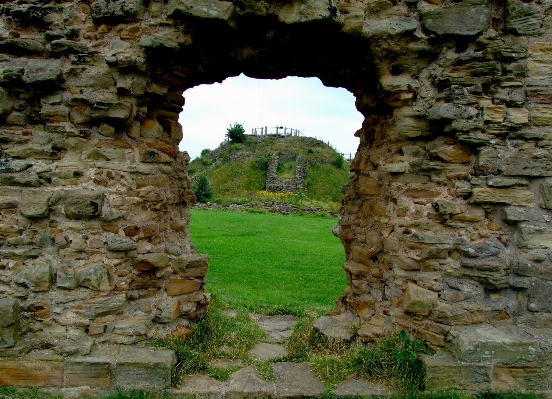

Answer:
[188,136,353,207]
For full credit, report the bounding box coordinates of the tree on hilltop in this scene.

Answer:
[226,122,246,144]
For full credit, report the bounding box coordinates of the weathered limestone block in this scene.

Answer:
[22,59,63,85]
[357,175,381,195]
[403,282,438,316]
[470,188,535,206]
[0,159,32,174]
[72,293,126,319]
[0,298,18,348]
[139,118,164,139]
[47,40,89,56]
[516,252,552,280]
[502,206,545,222]
[389,108,430,141]
[528,280,552,312]
[62,190,104,220]
[132,253,169,270]
[460,237,504,258]
[539,180,552,210]
[64,353,113,387]
[278,0,343,25]
[433,200,466,215]
[113,347,175,390]
[483,105,505,123]
[63,65,116,90]
[493,364,551,391]
[505,108,529,125]
[456,258,510,290]
[423,352,491,391]
[155,297,180,322]
[106,235,138,251]
[18,190,52,218]
[518,223,552,249]
[14,260,52,292]
[429,144,471,164]
[364,17,418,38]
[313,315,355,340]
[450,325,539,363]
[172,254,209,278]
[531,106,552,126]
[505,0,543,36]
[385,254,420,271]
[0,59,26,84]
[420,0,490,37]
[430,304,490,326]
[0,39,44,55]
[110,317,152,336]
[91,0,144,22]
[0,359,64,387]
[138,33,184,54]
[75,262,114,291]
[427,103,478,121]
[169,0,234,21]
[165,278,202,296]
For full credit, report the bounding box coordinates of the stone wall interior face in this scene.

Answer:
[0,0,551,392]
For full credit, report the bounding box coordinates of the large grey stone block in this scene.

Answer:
[450,325,539,364]
[421,1,490,37]
[423,352,492,391]
[114,347,175,391]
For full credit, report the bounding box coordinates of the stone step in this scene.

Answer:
[171,362,389,398]
[449,325,544,364]
[423,351,552,392]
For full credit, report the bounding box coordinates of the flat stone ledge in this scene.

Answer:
[171,375,225,398]
[273,362,325,398]
[114,347,176,391]
[449,325,540,364]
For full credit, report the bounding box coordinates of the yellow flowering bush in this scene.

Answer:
[254,190,300,204]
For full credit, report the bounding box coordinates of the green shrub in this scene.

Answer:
[193,176,213,203]
[226,122,246,144]
[255,155,270,171]
[201,148,211,156]
[332,154,344,169]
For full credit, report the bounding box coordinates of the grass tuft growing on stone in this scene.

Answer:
[150,295,265,384]
[285,315,431,391]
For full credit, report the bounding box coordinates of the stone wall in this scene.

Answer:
[265,153,307,193]
[0,0,551,392]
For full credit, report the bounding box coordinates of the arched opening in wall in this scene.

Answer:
[178,74,364,314]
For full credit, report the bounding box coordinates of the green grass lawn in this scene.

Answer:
[190,209,347,315]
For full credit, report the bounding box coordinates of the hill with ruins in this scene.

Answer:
[188,135,353,206]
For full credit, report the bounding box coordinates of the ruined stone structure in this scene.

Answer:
[265,152,307,193]
[0,0,551,393]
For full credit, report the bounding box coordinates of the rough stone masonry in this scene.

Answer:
[0,0,551,393]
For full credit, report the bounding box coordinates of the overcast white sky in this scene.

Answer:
[178,74,364,160]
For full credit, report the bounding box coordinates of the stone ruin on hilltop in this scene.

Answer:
[0,0,551,393]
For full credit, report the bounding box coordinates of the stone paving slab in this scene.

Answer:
[225,365,276,399]
[255,315,297,342]
[248,343,288,361]
[172,375,225,398]
[273,362,325,398]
